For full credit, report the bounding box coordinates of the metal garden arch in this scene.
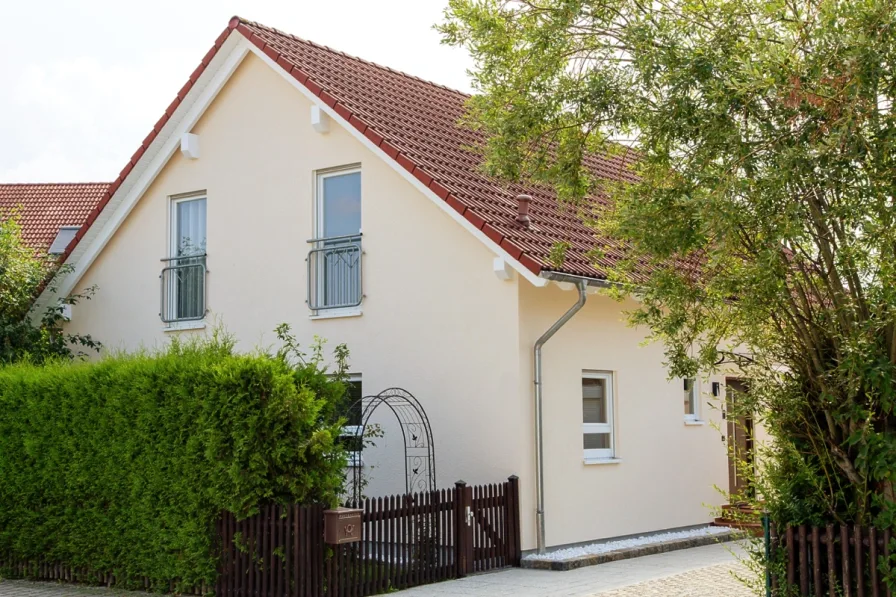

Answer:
[347,388,436,503]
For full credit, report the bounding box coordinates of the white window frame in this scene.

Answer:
[163,193,207,326]
[684,378,701,423]
[315,166,362,240]
[583,371,615,460]
[312,166,362,316]
[169,194,207,258]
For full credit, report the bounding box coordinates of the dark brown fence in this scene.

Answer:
[217,476,522,597]
[771,523,894,596]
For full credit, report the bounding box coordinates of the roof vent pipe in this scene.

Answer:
[515,194,532,228]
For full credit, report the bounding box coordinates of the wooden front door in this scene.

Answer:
[726,379,754,498]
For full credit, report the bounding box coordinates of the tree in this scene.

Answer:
[0,211,99,363]
[441,0,896,527]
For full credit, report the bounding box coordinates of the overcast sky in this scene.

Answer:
[0,0,474,183]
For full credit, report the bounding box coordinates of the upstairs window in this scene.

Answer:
[308,168,362,311]
[583,372,614,460]
[161,195,207,323]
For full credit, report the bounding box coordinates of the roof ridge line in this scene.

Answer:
[232,16,471,99]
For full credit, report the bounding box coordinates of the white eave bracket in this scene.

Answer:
[493,257,514,281]
[311,105,330,134]
[181,133,200,159]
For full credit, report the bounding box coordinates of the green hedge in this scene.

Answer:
[0,334,348,591]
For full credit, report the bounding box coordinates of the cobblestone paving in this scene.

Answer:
[593,562,756,596]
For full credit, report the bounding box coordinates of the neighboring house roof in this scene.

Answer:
[54,16,641,284]
[0,183,109,251]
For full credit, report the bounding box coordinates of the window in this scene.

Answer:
[308,168,362,311]
[583,372,614,460]
[318,169,361,240]
[161,195,207,323]
[684,378,700,421]
[342,374,364,466]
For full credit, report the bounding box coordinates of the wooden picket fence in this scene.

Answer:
[771,522,894,596]
[0,477,521,596]
[216,477,522,597]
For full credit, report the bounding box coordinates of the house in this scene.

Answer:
[0,183,108,255]
[18,17,745,553]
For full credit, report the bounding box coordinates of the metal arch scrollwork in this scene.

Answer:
[347,388,436,503]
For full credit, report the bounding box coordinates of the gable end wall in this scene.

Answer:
[64,52,527,505]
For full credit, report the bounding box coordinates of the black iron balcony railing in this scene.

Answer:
[160,254,207,323]
[307,234,362,311]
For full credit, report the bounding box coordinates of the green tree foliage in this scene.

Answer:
[441,0,896,526]
[0,332,350,591]
[0,211,99,363]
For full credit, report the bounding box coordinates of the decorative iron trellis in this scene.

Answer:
[347,387,436,503]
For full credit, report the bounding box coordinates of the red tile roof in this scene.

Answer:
[0,183,110,250]
[234,18,641,281]
[61,17,644,281]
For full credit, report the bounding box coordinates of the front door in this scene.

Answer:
[726,379,754,498]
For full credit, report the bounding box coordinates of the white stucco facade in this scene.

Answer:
[57,51,732,551]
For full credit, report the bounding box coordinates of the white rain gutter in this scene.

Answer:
[533,271,614,553]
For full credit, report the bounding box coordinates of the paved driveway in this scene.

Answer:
[594,562,753,596]
[0,543,756,597]
[393,542,754,596]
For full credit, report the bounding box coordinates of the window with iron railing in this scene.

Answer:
[309,168,362,312]
[161,195,207,324]
[307,234,362,310]
[161,254,207,322]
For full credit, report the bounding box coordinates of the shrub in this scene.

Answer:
[0,209,100,364]
[0,331,349,592]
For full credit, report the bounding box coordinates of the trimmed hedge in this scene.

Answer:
[0,334,348,591]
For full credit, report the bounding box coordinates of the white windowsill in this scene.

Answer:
[164,320,207,332]
[684,419,707,426]
[341,425,363,437]
[584,457,623,466]
[310,307,363,320]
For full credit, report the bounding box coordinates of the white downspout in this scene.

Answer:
[533,279,587,553]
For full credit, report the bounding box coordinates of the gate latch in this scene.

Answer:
[465,506,474,527]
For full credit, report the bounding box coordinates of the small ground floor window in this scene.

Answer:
[583,371,614,459]
[342,374,363,466]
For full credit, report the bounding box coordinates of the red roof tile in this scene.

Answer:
[0,183,110,250]
[234,18,642,280]
[58,17,648,281]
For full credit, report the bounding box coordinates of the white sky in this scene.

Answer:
[0,0,474,183]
